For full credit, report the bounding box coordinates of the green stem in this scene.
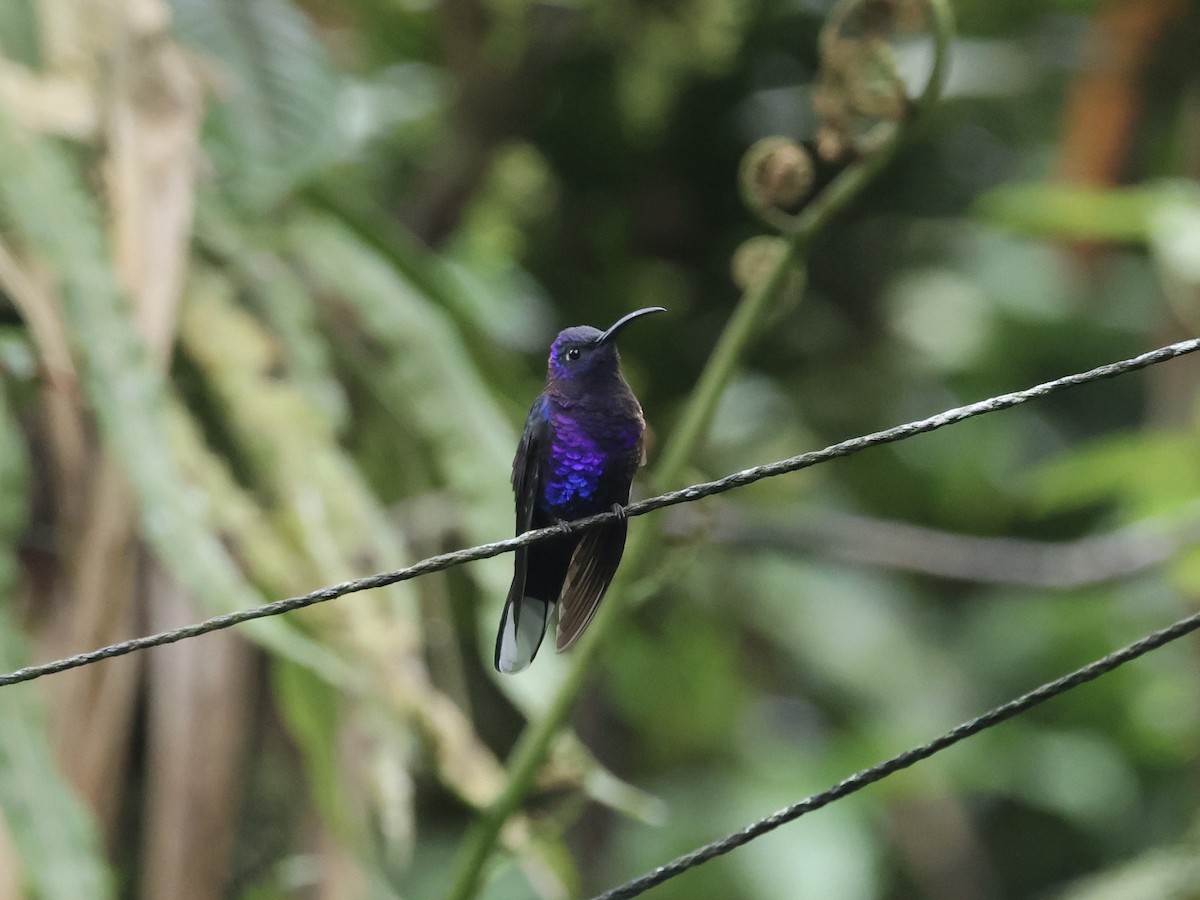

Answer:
[448,2,953,896]
[652,252,806,490]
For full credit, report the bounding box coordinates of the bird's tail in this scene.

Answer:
[495,536,574,673]
[494,591,553,674]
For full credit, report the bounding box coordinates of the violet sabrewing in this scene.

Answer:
[494,307,665,673]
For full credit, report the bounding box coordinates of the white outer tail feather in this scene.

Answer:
[496,595,553,673]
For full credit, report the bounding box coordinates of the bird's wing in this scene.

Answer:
[511,399,550,533]
[555,517,628,652]
[495,401,554,673]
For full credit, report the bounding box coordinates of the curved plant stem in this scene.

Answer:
[448,2,954,896]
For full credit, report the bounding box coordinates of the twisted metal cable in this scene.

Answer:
[0,336,1197,689]
[594,607,1200,899]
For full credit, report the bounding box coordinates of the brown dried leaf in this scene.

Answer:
[105,6,203,364]
[139,563,254,900]
[42,459,140,840]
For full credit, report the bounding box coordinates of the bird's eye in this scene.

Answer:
[565,347,581,362]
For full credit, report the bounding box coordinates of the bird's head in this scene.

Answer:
[546,307,665,384]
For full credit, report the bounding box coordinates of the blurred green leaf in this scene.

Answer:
[1028,431,1200,521]
[974,182,1191,243]
[273,660,347,832]
[179,266,429,863]
[605,619,749,765]
[604,0,751,137]
[0,384,112,899]
[285,211,516,581]
[167,0,341,211]
[163,394,364,688]
[1058,845,1200,900]
[0,0,39,68]
[306,187,547,361]
[0,106,359,685]
[194,199,349,429]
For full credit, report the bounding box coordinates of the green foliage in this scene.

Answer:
[1030,431,1200,521]
[975,182,1191,243]
[602,0,752,137]
[0,388,112,899]
[0,0,38,68]
[273,661,346,834]
[0,110,353,683]
[168,0,342,211]
[0,630,113,900]
[605,618,749,765]
[285,211,517,550]
[3,0,1200,897]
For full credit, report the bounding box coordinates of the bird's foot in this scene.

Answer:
[610,503,627,521]
[551,518,574,536]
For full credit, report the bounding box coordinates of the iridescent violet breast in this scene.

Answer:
[541,411,641,514]
[543,411,606,511]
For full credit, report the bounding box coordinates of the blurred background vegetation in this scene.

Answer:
[2,0,1200,897]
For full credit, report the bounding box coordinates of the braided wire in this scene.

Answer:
[0,336,1196,689]
[594,609,1200,898]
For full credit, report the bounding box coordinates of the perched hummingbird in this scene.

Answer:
[495,307,665,673]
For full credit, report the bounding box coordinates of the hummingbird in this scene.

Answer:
[494,307,665,673]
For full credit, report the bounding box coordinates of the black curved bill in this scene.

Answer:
[597,307,667,345]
